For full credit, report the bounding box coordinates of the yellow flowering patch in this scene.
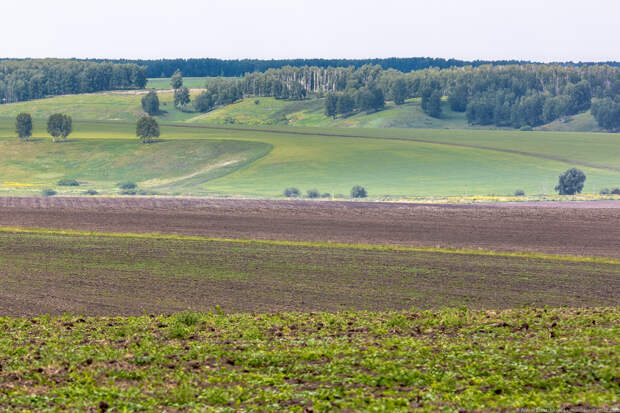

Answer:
[2,181,39,187]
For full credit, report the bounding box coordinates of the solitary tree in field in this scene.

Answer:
[15,113,33,141]
[351,185,367,198]
[136,116,160,144]
[555,168,586,195]
[325,93,338,119]
[170,69,183,89]
[141,90,160,115]
[174,86,191,111]
[47,114,72,142]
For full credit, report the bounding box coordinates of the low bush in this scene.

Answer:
[351,185,367,198]
[84,189,98,195]
[514,189,525,196]
[42,188,57,196]
[519,126,533,131]
[306,189,320,198]
[57,178,79,186]
[117,182,137,190]
[611,188,620,195]
[283,187,300,197]
[599,188,610,195]
[137,189,159,195]
[321,193,331,198]
[119,189,137,195]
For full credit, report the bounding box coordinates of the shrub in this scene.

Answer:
[599,188,610,195]
[283,187,300,197]
[306,189,320,198]
[42,188,57,196]
[57,178,79,186]
[137,189,159,195]
[611,188,620,195]
[514,189,525,196]
[555,168,586,195]
[254,99,260,105]
[120,189,137,195]
[351,185,367,198]
[519,125,533,131]
[117,182,137,190]
[321,193,331,198]
[84,189,99,195]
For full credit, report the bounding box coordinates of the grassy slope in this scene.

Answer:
[0,136,271,195]
[189,97,479,130]
[0,91,599,132]
[0,118,619,197]
[0,90,203,123]
[1,308,617,411]
[146,77,209,89]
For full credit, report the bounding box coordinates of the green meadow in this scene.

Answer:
[0,116,619,197]
[0,89,618,198]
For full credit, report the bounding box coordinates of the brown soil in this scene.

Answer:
[1,196,619,258]
[1,230,618,316]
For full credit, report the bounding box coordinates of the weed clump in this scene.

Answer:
[117,182,137,190]
[57,178,79,186]
[42,188,57,196]
[283,187,300,197]
[306,189,320,198]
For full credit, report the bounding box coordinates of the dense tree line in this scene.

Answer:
[192,63,619,129]
[0,59,147,103]
[92,57,619,78]
[194,78,243,112]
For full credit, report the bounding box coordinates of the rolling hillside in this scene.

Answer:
[0,91,602,132]
[0,117,618,198]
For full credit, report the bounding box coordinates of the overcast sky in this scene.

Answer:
[1,0,618,62]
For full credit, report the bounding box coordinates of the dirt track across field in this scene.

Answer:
[1,197,619,258]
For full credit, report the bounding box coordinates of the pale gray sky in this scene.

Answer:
[1,0,618,62]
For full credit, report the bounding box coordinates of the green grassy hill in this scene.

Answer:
[0,133,271,196]
[146,77,208,90]
[1,117,619,198]
[0,91,604,133]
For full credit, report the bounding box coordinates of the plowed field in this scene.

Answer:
[1,196,619,258]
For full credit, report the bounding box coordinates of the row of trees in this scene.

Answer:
[0,60,147,103]
[15,111,159,144]
[15,113,72,142]
[101,57,557,78]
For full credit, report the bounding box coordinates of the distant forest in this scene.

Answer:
[0,59,146,103]
[97,57,620,78]
[2,58,619,131]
